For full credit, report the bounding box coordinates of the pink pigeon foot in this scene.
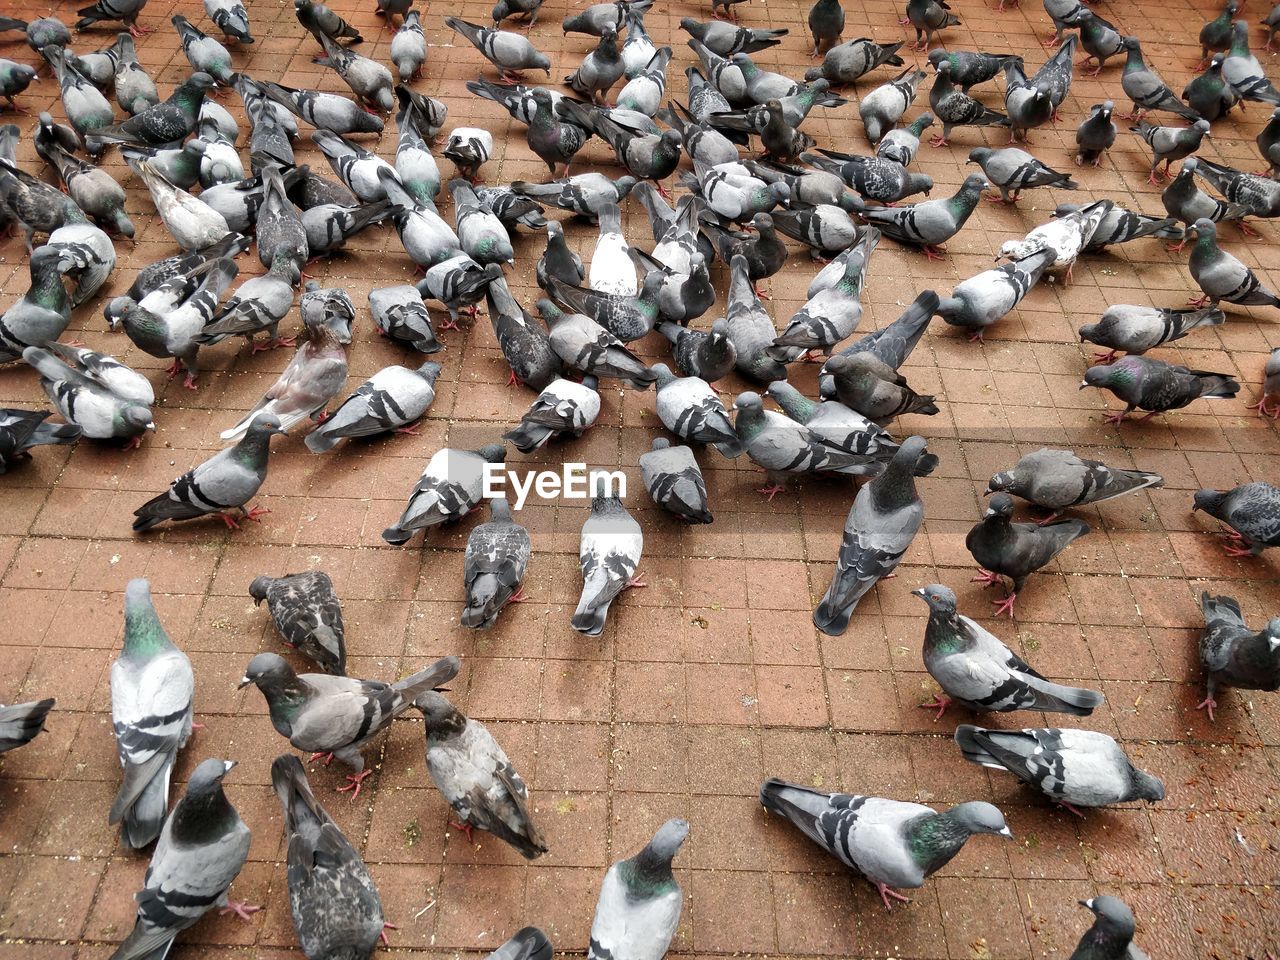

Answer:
[919,694,951,720]
[626,573,648,589]
[164,359,182,379]
[338,769,373,800]
[394,424,420,435]
[1093,349,1119,364]
[509,585,531,602]
[971,568,1003,588]
[219,512,242,530]
[1249,396,1278,417]
[1222,542,1256,558]
[506,370,523,387]
[1103,410,1128,424]
[242,504,270,522]
[309,752,335,765]
[990,592,1018,618]
[129,22,155,37]
[1187,293,1211,307]
[219,900,261,922]
[450,819,477,844]
[124,434,145,451]
[380,923,398,946]
[876,883,912,910]
[1195,695,1217,722]
[182,372,198,391]
[1060,802,1086,818]
[967,330,985,342]
[922,244,947,261]
[928,134,948,147]
[757,483,787,500]
[440,317,461,331]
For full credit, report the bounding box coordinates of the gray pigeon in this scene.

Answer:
[316,31,394,112]
[808,0,844,58]
[391,11,425,81]
[640,438,712,524]
[306,362,440,453]
[1131,119,1211,183]
[926,48,1019,92]
[504,375,600,452]
[1197,592,1280,722]
[44,44,114,149]
[272,756,384,960]
[295,0,362,46]
[377,170,465,274]
[133,159,231,252]
[415,691,547,857]
[250,571,346,675]
[172,15,234,85]
[85,72,215,154]
[768,238,870,362]
[198,258,298,353]
[0,697,55,753]
[257,163,308,278]
[1188,212,1279,302]
[0,58,36,110]
[108,578,195,850]
[1257,106,1280,178]
[934,248,1054,342]
[1119,36,1201,121]
[1162,160,1252,244]
[967,146,1076,203]
[652,364,741,457]
[767,382,921,473]
[383,444,508,545]
[450,178,515,265]
[257,80,385,136]
[0,409,80,473]
[966,493,1090,618]
[0,245,88,363]
[539,300,656,389]
[132,414,284,531]
[313,129,397,202]
[112,32,158,115]
[587,820,687,960]
[1054,202,1182,253]
[538,219,585,292]
[929,61,1008,145]
[567,23,625,103]
[769,203,861,259]
[205,0,252,42]
[874,113,933,166]
[759,779,1010,910]
[109,759,254,960]
[825,352,938,423]
[492,0,542,27]
[75,0,146,33]
[461,497,532,629]
[1249,346,1280,418]
[416,256,503,327]
[1223,20,1280,106]
[861,173,986,260]
[572,478,645,636]
[725,254,787,384]
[986,448,1163,521]
[239,653,460,794]
[1266,4,1280,53]
[487,278,561,389]
[1193,481,1280,556]
[954,726,1165,815]
[446,17,550,83]
[915,583,1103,716]
[1070,897,1149,960]
[805,151,932,205]
[682,18,788,57]
[511,173,636,220]
[904,0,960,49]
[859,68,926,143]
[526,88,587,177]
[302,200,392,260]
[23,344,155,447]
[1189,157,1280,218]
[1075,100,1116,166]
[1079,305,1225,362]
[1082,355,1239,423]
[547,272,662,343]
[658,318,737,382]
[807,37,903,85]
[812,436,929,635]
[368,285,441,355]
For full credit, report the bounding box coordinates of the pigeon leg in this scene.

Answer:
[1092,349,1119,364]
[876,882,912,910]
[1041,31,1060,47]
[164,358,183,380]
[124,434,146,451]
[982,191,1008,204]
[1034,510,1063,526]
[1102,410,1128,424]
[1239,220,1260,239]
[338,769,373,799]
[921,244,947,261]
[1146,169,1162,186]
[309,752,336,765]
[249,337,274,354]
[1186,293,1211,307]
[753,284,772,300]
[439,313,461,331]
[971,568,1003,588]
[499,71,526,84]
[218,900,261,922]
[241,503,271,522]
[1195,695,1217,722]
[928,133,948,147]
[967,329,985,342]
[1248,395,1276,417]
[394,423,420,435]
[1085,62,1103,78]
[449,819,477,843]
[919,694,951,720]
[655,181,674,201]
[380,923,398,946]
[509,585,531,602]
[990,591,1018,618]
[757,483,787,500]
[219,512,243,530]
[626,573,648,589]
[272,336,297,349]
[1166,237,1188,253]
[182,370,198,390]
[1222,541,1257,558]
[1060,802,1086,818]
[505,370,524,387]
[129,22,155,37]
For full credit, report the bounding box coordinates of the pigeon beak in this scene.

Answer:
[910,587,925,598]
[223,760,237,774]
[985,507,998,518]
[1078,381,1089,390]
[1079,899,1095,909]
[238,676,252,688]
[998,825,1013,839]
[982,485,993,495]
[146,422,156,432]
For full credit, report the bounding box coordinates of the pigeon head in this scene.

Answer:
[1132,767,1165,802]
[1120,35,1140,51]
[768,181,791,203]
[1078,897,1136,937]
[649,362,677,387]
[959,173,989,194]
[732,391,764,415]
[947,801,1013,839]
[187,758,236,795]
[1264,619,1280,652]
[246,413,286,438]
[239,651,297,689]
[417,360,443,383]
[926,50,947,70]
[614,175,639,198]
[473,442,506,464]
[248,576,272,604]
[1077,320,1101,344]
[1099,100,1113,117]
[985,471,1015,496]
[104,295,136,329]
[1187,216,1217,240]
[545,219,565,242]
[1081,364,1118,389]
[750,212,774,232]
[709,317,730,338]
[1193,119,1211,135]
[641,270,668,299]
[1191,488,1227,516]
[985,492,1015,519]
[122,406,156,436]
[911,583,957,614]
[123,578,156,626]
[803,66,822,82]
[488,495,512,520]
[935,60,953,77]
[636,818,690,867]
[1053,203,1081,219]
[659,129,682,151]
[535,298,563,323]
[966,147,992,166]
[651,437,671,451]
[909,173,934,196]
[491,0,512,23]
[413,689,465,733]
[835,191,863,213]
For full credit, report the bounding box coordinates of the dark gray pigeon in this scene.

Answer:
[966,493,1090,618]
[250,571,346,675]
[759,779,1010,910]
[1193,481,1280,556]
[573,479,644,636]
[315,32,393,112]
[954,726,1165,816]
[384,444,508,545]
[504,375,600,452]
[109,759,254,960]
[1162,161,1252,243]
[1257,106,1280,178]
[986,448,1163,521]
[1081,354,1239,422]
[257,163,308,278]
[240,653,460,795]
[0,409,79,473]
[1074,10,1124,75]
[1196,592,1280,722]
[1070,897,1149,960]
[108,578,194,850]
[929,61,1008,146]
[1184,53,1239,122]
[462,497,531,629]
[812,436,929,635]
[272,756,385,960]
[658,319,737,382]
[132,414,285,532]
[1075,100,1116,166]
[295,0,362,47]
[725,255,787,384]
[1001,58,1051,141]
[874,113,933,167]
[806,150,932,205]
[487,278,561,389]
[415,691,547,857]
[825,352,938,423]
[807,0,844,56]
[306,362,440,453]
[587,820,687,960]
[1131,119,1211,183]
[0,245,86,363]
[915,584,1103,717]
[206,0,252,43]
[567,23,624,103]
[0,697,54,753]
[967,146,1076,203]
[904,0,960,49]
[1079,305,1224,362]
[1189,158,1280,219]
[640,438,712,524]
[927,49,1019,92]
[34,110,134,236]
[85,72,215,154]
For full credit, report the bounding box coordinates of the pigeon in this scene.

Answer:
[926,49,1020,92]
[767,382,916,470]
[547,272,663,343]
[874,114,933,166]
[1266,4,1280,53]
[257,80,386,135]
[1248,346,1280,418]
[539,299,656,389]
[1223,20,1280,106]
[562,2,623,35]
[23,344,154,447]
[985,449,1161,523]
[133,414,285,531]
[806,151,933,205]
[731,52,800,104]
[108,226,243,312]
[1119,36,1201,121]
[617,45,673,116]
[1041,0,1087,46]
[1070,897,1148,960]
[1079,305,1225,362]
[759,779,1010,910]
[315,32,393,112]
[493,0,542,27]
[513,173,637,220]
[295,0,362,46]
[112,32,158,114]
[967,146,1076,203]
[239,653,460,794]
[1162,161,1252,241]
[1198,0,1239,66]
[658,318,737,382]
[810,435,928,633]
[477,187,545,232]
[133,159,232,252]
[710,0,750,21]
[196,258,297,354]
[76,0,147,35]
[1054,202,1182,253]
[682,19,788,57]
[736,157,853,208]
[415,691,547,857]
[0,136,78,251]
[996,199,1113,283]
[0,697,55,753]
[306,362,441,454]
[861,173,986,260]
[1075,100,1116,166]
[271,757,384,960]
[299,283,356,345]
[25,18,72,53]
[1082,354,1239,423]
[915,583,1103,716]
[588,826,689,960]
[443,127,494,182]
[86,72,215,154]
[67,41,118,88]
[1190,158,1280,218]
[0,245,88,363]
[466,77,570,128]
[587,202,635,295]
[806,37,903,85]
[206,0,252,42]
[934,249,1054,342]
[0,58,36,110]
[446,17,550,83]
[1197,592,1280,723]
[504,375,600,452]
[256,163,308,279]
[537,220,585,295]
[699,212,787,294]
[0,408,79,472]
[109,759,255,960]
[954,726,1165,815]
[120,140,205,190]
[44,45,114,149]
[572,477,645,636]
[450,179,514,266]
[725,254,787,383]
[620,3,658,79]
[1183,53,1239,122]
[928,61,1009,146]
[859,68,926,143]
[1187,218,1280,310]
[377,169,464,271]
[525,88,587,178]
[312,129,397,203]
[818,289,937,386]
[365,285,440,356]
[389,10,425,81]
[640,438,712,523]
[557,99,682,184]
[1193,481,1280,556]
[1031,32,1077,119]
[904,0,960,49]
[967,493,1090,617]
[108,578,195,850]
[383,444,508,544]
[249,571,346,675]
[652,364,741,456]
[461,497,532,629]
[768,239,870,362]
[301,199,392,260]
[415,255,504,327]
[172,15,234,85]
[1132,119,1211,184]
[807,0,844,56]
[684,63,733,120]
[681,160,790,222]
[769,203,861,259]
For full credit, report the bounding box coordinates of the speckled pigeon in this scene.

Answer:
[461,497,531,629]
[250,571,346,675]
[0,409,79,472]
[1193,481,1280,556]
[1196,591,1280,722]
